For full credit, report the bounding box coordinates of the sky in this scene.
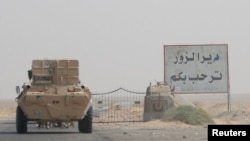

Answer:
[0,0,250,99]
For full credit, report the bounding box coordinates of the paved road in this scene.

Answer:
[0,117,208,141]
[0,118,111,141]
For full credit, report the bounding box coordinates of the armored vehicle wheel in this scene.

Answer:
[16,106,28,133]
[78,106,93,133]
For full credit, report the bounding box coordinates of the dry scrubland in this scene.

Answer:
[0,94,250,124]
[1,93,250,126]
[0,99,16,118]
[95,93,250,141]
[0,94,249,141]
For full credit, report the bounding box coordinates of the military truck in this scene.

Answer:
[15,59,93,133]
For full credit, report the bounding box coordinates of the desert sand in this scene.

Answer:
[1,93,250,124]
[0,94,249,141]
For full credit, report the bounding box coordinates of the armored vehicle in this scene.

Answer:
[143,82,195,121]
[143,82,175,121]
[15,59,93,133]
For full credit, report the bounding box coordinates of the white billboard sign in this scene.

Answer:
[164,44,229,94]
